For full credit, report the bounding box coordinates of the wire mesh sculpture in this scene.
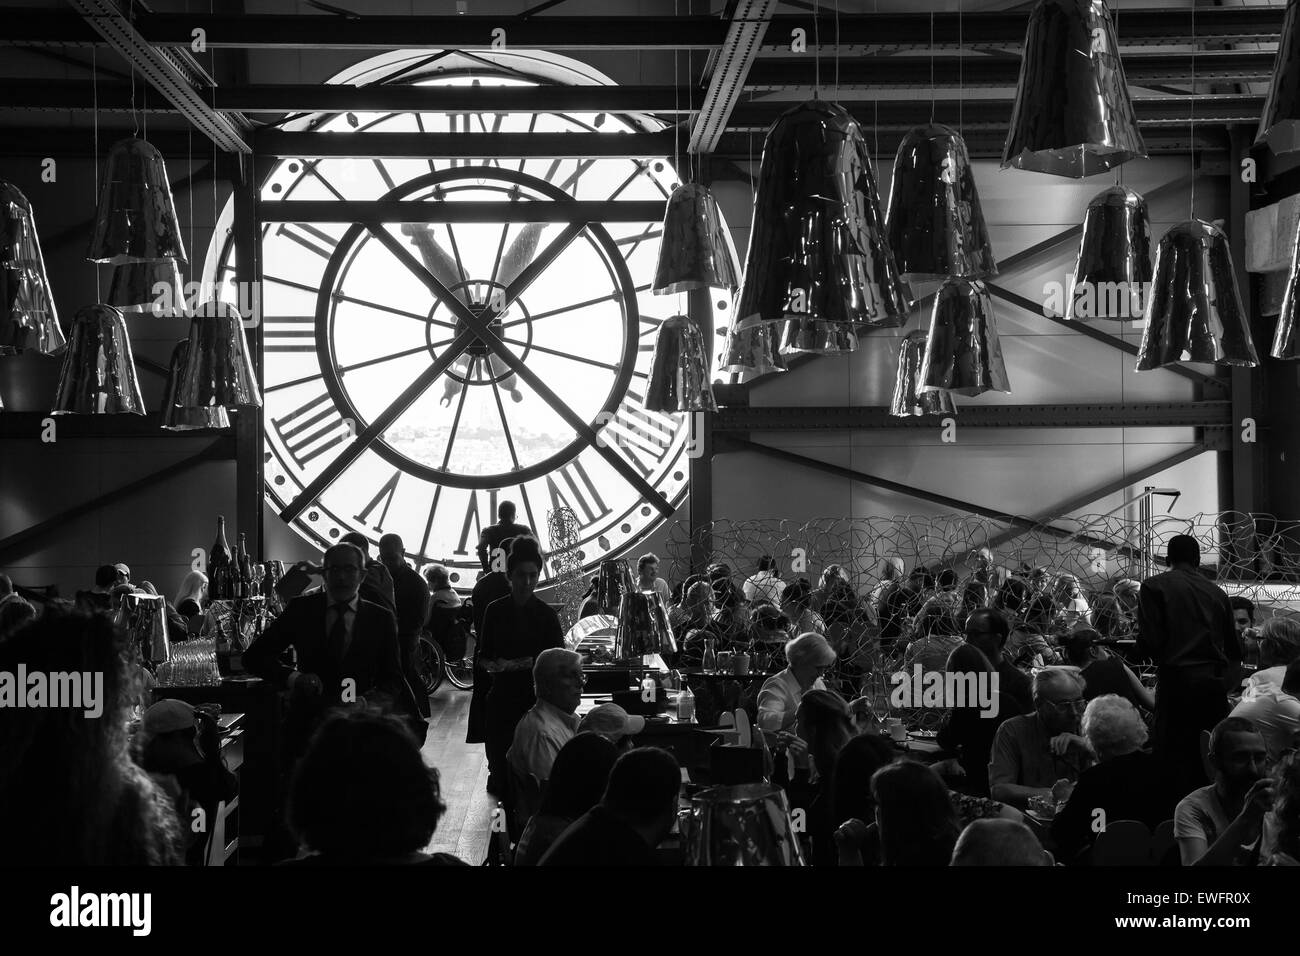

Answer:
[547,506,588,635]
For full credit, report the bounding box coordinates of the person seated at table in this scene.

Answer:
[577,702,645,750]
[875,567,918,648]
[282,710,465,865]
[746,603,791,671]
[937,642,1022,797]
[1230,658,1300,760]
[709,577,748,643]
[0,607,183,865]
[1063,628,1155,711]
[791,689,858,866]
[1005,621,1058,668]
[870,760,962,866]
[422,563,462,609]
[1090,592,1132,641]
[137,699,239,866]
[539,747,681,866]
[1248,616,1300,690]
[75,564,124,615]
[507,648,585,814]
[1052,695,1177,864]
[0,594,35,637]
[989,666,1095,811]
[830,734,898,865]
[514,733,619,866]
[743,555,786,605]
[636,552,672,607]
[1259,751,1300,866]
[669,578,716,639]
[1230,595,1257,662]
[757,632,835,734]
[1174,716,1275,866]
[781,578,826,637]
[951,606,1033,715]
[951,819,1053,866]
[902,596,964,673]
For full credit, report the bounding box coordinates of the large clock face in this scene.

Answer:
[207,77,733,588]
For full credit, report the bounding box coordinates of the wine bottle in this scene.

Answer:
[236,532,251,600]
[702,639,717,675]
[210,516,232,601]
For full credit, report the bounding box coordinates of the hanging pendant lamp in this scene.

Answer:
[51,304,145,415]
[720,319,787,376]
[885,125,997,282]
[733,99,911,349]
[645,314,717,413]
[892,330,958,417]
[1069,186,1152,322]
[1257,0,1300,155]
[918,279,1012,397]
[1272,215,1300,359]
[0,181,64,355]
[653,183,740,294]
[1002,0,1147,178]
[87,138,187,265]
[1137,220,1259,369]
[161,339,231,430]
[177,300,262,409]
[106,257,187,315]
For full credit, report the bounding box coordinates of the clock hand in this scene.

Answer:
[400,223,471,311]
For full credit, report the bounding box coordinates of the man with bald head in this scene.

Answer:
[951,819,1053,866]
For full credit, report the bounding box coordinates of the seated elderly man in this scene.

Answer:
[757,632,836,733]
[950,819,1053,866]
[507,648,585,797]
[1052,694,1178,863]
[1230,657,1300,759]
[1247,616,1300,690]
[989,666,1095,810]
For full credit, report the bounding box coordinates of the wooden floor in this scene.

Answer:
[418,683,494,864]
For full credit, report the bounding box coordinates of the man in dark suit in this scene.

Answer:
[476,501,532,573]
[379,532,431,719]
[1138,534,1242,795]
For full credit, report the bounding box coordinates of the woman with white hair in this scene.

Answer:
[1051,694,1180,863]
[757,632,836,734]
[173,570,208,636]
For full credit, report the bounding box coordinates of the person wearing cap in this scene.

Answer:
[137,699,238,866]
[757,632,836,734]
[1062,627,1154,711]
[578,702,646,748]
[1137,534,1242,794]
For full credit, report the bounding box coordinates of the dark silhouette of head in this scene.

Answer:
[538,732,619,821]
[1166,534,1200,568]
[498,501,517,523]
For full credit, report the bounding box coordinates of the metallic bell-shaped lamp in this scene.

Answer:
[1002,0,1147,178]
[177,300,262,409]
[596,558,635,617]
[1070,186,1152,322]
[918,280,1012,397]
[680,784,807,866]
[1257,0,1300,155]
[734,99,912,335]
[0,181,64,355]
[653,183,740,294]
[720,319,787,376]
[86,137,187,265]
[1137,220,1260,369]
[115,591,171,666]
[107,258,187,315]
[892,329,958,417]
[780,315,859,355]
[161,339,231,430]
[885,125,998,282]
[614,590,677,661]
[646,314,717,412]
[1271,215,1300,359]
[51,304,146,415]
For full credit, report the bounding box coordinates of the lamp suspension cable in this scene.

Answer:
[92,45,101,300]
[1190,0,1197,219]
[958,0,963,135]
[930,9,936,124]
[814,0,821,98]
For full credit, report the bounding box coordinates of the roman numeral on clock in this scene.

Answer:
[603,386,677,478]
[453,489,500,558]
[264,314,316,353]
[546,460,612,527]
[270,390,354,470]
[353,469,401,533]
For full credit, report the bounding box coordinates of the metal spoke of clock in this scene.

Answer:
[413,112,437,176]
[618,223,660,259]
[443,220,472,293]
[494,221,585,316]
[366,223,485,330]
[266,341,445,395]
[280,327,481,522]
[489,375,523,472]
[604,162,644,202]
[556,159,595,197]
[518,114,539,175]
[344,290,460,331]
[472,112,505,169]
[499,281,652,331]
[440,355,474,471]
[302,159,348,201]
[499,336,621,375]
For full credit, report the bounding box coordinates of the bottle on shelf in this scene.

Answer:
[676,682,695,723]
[209,515,232,601]
[236,532,251,600]
[702,638,717,675]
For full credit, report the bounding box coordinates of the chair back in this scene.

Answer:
[1150,818,1178,866]
[1092,819,1153,866]
[510,768,544,836]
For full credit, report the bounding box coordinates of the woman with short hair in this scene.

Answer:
[756,632,836,733]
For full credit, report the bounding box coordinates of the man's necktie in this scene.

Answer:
[329,603,350,662]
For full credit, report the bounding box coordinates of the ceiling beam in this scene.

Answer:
[711,402,1231,432]
[254,128,678,158]
[689,0,777,155]
[2,8,1281,50]
[256,199,665,223]
[65,0,251,152]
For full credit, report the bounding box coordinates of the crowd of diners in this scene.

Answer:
[2,510,1299,867]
